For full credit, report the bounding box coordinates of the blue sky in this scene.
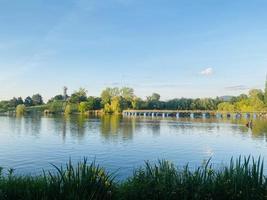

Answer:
[0,0,267,101]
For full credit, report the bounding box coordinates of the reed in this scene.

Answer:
[0,156,266,200]
[118,156,267,200]
[0,159,114,200]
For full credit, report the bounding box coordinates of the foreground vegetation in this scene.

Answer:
[1,78,267,115]
[0,157,267,200]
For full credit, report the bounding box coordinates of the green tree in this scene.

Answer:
[249,89,264,101]
[110,96,123,114]
[103,103,112,113]
[248,89,265,111]
[102,96,124,114]
[17,97,24,105]
[0,101,10,112]
[87,96,101,110]
[64,104,72,115]
[24,96,33,107]
[230,94,248,103]
[49,101,65,113]
[9,97,18,108]
[78,102,89,113]
[120,87,134,101]
[146,93,161,109]
[48,95,64,103]
[101,87,120,105]
[16,104,26,115]
[217,102,236,112]
[32,94,44,106]
[131,97,144,109]
[147,93,161,101]
[235,99,253,112]
[69,88,87,103]
[251,98,265,111]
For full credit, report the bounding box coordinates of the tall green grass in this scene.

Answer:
[0,159,114,200]
[0,156,266,200]
[119,157,267,200]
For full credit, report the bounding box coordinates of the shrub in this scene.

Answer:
[16,104,26,115]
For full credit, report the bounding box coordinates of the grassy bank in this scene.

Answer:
[0,157,266,200]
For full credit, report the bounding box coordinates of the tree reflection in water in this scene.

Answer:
[100,115,135,140]
[14,114,267,143]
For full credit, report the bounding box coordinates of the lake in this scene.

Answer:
[0,114,267,179]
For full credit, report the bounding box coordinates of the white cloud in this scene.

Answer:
[200,67,213,76]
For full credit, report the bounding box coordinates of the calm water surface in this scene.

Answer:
[0,114,267,179]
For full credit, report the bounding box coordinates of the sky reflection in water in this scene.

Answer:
[0,115,267,179]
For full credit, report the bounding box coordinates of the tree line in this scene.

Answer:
[0,94,43,113]
[217,89,267,112]
[47,87,224,114]
[1,80,267,114]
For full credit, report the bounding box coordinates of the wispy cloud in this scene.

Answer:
[141,83,191,88]
[200,67,213,76]
[224,85,249,91]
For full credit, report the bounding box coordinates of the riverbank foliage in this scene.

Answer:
[218,89,267,112]
[15,104,26,115]
[0,157,266,200]
[1,79,267,114]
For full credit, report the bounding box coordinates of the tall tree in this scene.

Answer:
[9,97,18,108]
[17,97,24,105]
[146,93,161,109]
[87,96,101,110]
[16,104,26,115]
[110,96,123,114]
[32,94,44,106]
[131,97,144,109]
[49,101,65,113]
[147,93,161,102]
[249,89,264,101]
[101,87,120,105]
[24,96,33,107]
[48,95,64,103]
[78,102,89,113]
[120,87,134,101]
[69,88,87,103]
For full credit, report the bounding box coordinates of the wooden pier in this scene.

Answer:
[123,110,267,119]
